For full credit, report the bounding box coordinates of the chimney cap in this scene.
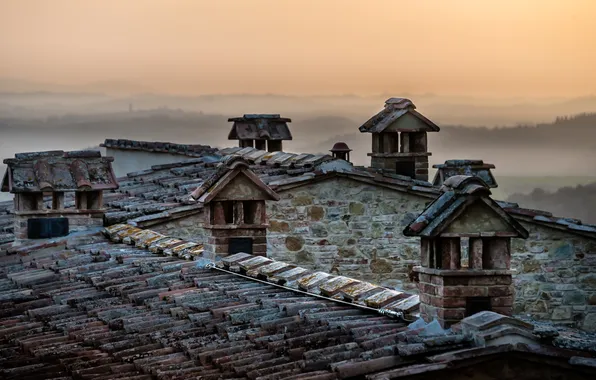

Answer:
[330,142,352,153]
[385,98,415,109]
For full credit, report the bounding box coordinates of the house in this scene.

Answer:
[1,98,595,334]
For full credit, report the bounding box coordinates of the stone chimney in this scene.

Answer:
[190,155,279,258]
[358,98,440,181]
[403,175,529,327]
[227,114,292,152]
[330,142,352,162]
[1,150,119,240]
[432,160,498,188]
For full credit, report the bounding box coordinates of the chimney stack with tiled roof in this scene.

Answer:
[227,114,292,153]
[404,176,529,327]
[330,142,352,163]
[190,155,280,258]
[432,160,498,188]
[1,150,119,240]
[358,98,440,181]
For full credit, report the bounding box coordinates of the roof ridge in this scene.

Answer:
[102,224,421,318]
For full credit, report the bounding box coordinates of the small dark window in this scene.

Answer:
[243,201,256,224]
[466,297,492,317]
[378,134,385,153]
[223,201,234,224]
[396,160,416,178]
[28,218,69,239]
[229,237,253,255]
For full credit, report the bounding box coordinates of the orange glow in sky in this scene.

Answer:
[1,0,594,96]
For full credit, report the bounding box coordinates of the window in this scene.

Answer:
[243,201,256,224]
[223,201,234,224]
[466,297,492,317]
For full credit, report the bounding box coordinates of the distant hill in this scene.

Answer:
[507,182,596,225]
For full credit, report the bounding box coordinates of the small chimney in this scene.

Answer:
[404,176,528,327]
[358,98,440,181]
[330,142,352,162]
[227,114,292,152]
[432,160,498,188]
[190,155,280,258]
[1,150,119,240]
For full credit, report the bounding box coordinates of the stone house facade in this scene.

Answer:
[26,97,592,332]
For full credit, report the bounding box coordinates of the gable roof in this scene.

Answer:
[404,176,529,238]
[189,155,280,203]
[228,114,293,141]
[1,150,119,193]
[432,159,498,188]
[359,98,440,133]
[0,224,593,380]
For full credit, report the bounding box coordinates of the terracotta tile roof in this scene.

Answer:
[403,176,529,238]
[2,150,118,193]
[100,146,438,229]
[432,159,498,188]
[101,139,220,157]
[0,226,594,379]
[227,114,293,141]
[358,98,440,133]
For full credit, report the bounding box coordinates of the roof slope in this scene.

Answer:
[404,176,529,238]
[359,98,440,133]
[2,150,118,193]
[0,226,594,380]
[228,114,293,141]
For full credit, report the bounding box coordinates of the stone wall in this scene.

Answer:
[266,177,428,291]
[263,177,596,331]
[149,213,207,243]
[511,222,596,331]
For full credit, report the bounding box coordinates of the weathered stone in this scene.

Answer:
[269,220,290,233]
[521,259,541,273]
[307,205,325,221]
[349,202,365,215]
[328,221,349,234]
[563,290,585,305]
[588,294,596,305]
[292,193,313,206]
[285,236,304,252]
[583,313,596,332]
[294,250,313,264]
[551,307,572,320]
[553,242,574,259]
[579,274,596,290]
[310,222,328,237]
[370,259,393,274]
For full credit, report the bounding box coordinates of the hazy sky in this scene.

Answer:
[1,0,595,96]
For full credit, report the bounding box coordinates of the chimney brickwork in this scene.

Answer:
[190,155,279,259]
[404,175,529,327]
[2,150,118,240]
[359,98,440,181]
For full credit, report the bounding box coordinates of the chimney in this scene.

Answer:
[403,176,528,327]
[227,114,292,152]
[190,155,280,259]
[1,150,119,240]
[330,142,352,162]
[358,98,440,181]
[432,160,498,188]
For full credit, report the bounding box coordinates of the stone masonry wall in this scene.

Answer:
[264,177,596,331]
[266,177,428,291]
[512,222,596,331]
[149,213,207,243]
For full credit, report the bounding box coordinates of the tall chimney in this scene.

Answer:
[227,114,292,153]
[2,150,119,241]
[358,98,440,181]
[403,175,528,327]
